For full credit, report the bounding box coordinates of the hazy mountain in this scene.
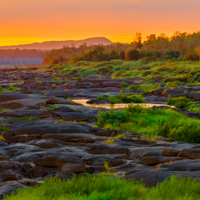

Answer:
[0,37,112,50]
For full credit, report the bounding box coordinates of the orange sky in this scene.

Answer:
[1,0,200,46]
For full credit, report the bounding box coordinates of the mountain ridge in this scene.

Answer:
[0,37,112,50]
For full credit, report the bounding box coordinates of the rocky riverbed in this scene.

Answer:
[0,67,200,199]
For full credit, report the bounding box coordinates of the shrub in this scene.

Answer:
[121,82,128,89]
[168,96,191,108]
[184,51,199,61]
[96,94,110,101]
[164,51,180,59]
[109,94,145,104]
[125,49,140,60]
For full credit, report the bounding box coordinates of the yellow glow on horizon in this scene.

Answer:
[0,31,179,47]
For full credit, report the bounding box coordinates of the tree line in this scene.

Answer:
[42,31,200,65]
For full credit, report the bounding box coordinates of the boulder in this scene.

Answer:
[1,170,19,182]
[156,159,200,171]
[141,156,183,165]
[35,140,58,148]
[43,133,101,143]
[178,148,200,159]
[88,143,129,155]
[0,92,30,103]
[33,155,84,168]
[9,123,92,136]
[161,149,180,156]
[61,163,85,175]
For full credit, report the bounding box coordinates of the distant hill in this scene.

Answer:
[0,37,112,50]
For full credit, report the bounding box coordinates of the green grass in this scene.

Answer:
[96,94,110,101]
[12,116,37,122]
[167,95,191,108]
[4,174,200,200]
[0,85,20,93]
[44,60,200,84]
[0,126,9,131]
[109,94,145,104]
[45,105,59,111]
[129,84,163,94]
[188,102,200,113]
[96,105,200,143]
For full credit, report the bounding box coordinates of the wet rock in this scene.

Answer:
[61,163,85,175]
[125,164,152,175]
[35,140,58,148]
[0,142,8,147]
[86,166,105,173]
[88,143,129,155]
[91,128,117,137]
[0,110,39,119]
[18,178,40,187]
[161,149,180,156]
[0,161,15,170]
[0,99,47,110]
[128,147,164,159]
[38,111,51,119]
[178,148,200,159]
[22,164,32,174]
[0,92,30,103]
[83,154,126,167]
[141,156,183,165]
[43,133,101,143]
[34,155,84,168]
[54,112,95,122]
[54,106,76,112]
[1,170,19,182]
[0,156,10,161]
[156,160,200,171]
[25,166,59,179]
[9,123,92,136]
[46,97,81,105]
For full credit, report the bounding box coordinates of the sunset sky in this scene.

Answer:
[1,0,200,46]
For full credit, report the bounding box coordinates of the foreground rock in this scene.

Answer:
[0,70,200,198]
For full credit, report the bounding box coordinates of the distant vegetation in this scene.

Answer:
[43,31,200,64]
[0,49,44,66]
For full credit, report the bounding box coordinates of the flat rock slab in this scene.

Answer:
[54,112,95,122]
[88,143,129,155]
[43,133,102,143]
[156,159,200,171]
[34,155,84,168]
[178,148,200,159]
[0,92,30,103]
[8,122,92,136]
[141,156,183,165]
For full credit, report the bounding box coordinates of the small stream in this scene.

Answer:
[73,99,172,109]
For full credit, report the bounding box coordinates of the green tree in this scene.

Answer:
[125,49,140,60]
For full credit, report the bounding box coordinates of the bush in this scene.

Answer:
[121,82,128,89]
[164,51,180,59]
[96,94,110,101]
[184,51,199,61]
[125,49,140,60]
[108,94,145,104]
[168,95,191,108]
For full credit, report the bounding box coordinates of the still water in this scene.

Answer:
[73,99,172,109]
